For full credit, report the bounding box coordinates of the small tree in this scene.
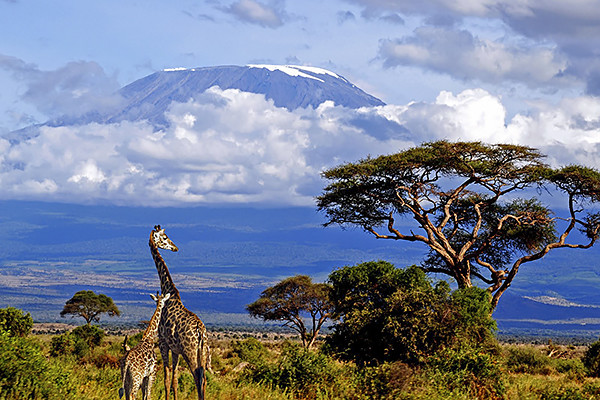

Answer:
[60,290,120,325]
[0,307,33,337]
[318,141,600,309]
[247,275,332,349]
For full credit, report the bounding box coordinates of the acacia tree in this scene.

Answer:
[317,141,600,309]
[246,275,332,349]
[60,290,121,325]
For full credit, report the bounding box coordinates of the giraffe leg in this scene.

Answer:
[140,376,149,400]
[124,368,133,400]
[171,352,180,400]
[193,366,206,400]
[159,344,172,400]
[145,368,156,400]
[131,379,140,400]
[185,340,207,400]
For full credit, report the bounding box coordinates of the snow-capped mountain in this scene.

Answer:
[103,64,385,128]
[6,65,386,138]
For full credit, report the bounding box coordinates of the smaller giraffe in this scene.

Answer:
[119,292,171,400]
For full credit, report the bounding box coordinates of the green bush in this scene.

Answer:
[50,332,77,357]
[50,325,105,358]
[505,345,554,375]
[242,342,355,399]
[0,307,33,337]
[0,331,75,399]
[71,324,105,348]
[427,346,505,399]
[327,262,498,366]
[583,339,600,377]
[555,358,586,379]
[357,361,415,400]
[230,337,269,365]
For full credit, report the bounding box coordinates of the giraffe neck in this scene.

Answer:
[143,299,166,340]
[149,235,181,299]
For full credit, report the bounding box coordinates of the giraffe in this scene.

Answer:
[149,225,210,400]
[119,292,171,400]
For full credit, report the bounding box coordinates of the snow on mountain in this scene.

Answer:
[100,64,385,128]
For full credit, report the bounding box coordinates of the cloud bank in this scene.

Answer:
[347,0,600,92]
[221,0,287,28]
[2,85,600,206]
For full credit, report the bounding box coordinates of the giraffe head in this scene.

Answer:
[152,225,179,252]
[150,291,171,306]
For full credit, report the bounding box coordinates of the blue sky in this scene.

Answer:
[1,0,600,206]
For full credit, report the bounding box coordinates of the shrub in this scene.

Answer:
[71,324,105,348]
[0,306,33,337]
[0,331,75,399]
[50,332,77,357]
[427,346,505,399]
[583,339,600,377]
[242,342,355,399]
[357,361,415,400]
[50,325,105,358]
[230,337,269,365]
[505,345,554,375]
[327,262,498,366]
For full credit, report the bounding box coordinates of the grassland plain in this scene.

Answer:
[4,323,600,400]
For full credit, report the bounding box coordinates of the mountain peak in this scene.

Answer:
[109,65,385,128]
[7,64,386,136]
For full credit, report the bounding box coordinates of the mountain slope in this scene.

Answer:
[5,64,386,139]
[103,65,385,128]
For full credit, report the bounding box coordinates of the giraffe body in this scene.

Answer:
[119,292,171,400]
[149,225,209,400]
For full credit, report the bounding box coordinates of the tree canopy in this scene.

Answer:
[246,275,332,349]
[317,141,600,308]
[60,290,121,325]
[326,261,497,366]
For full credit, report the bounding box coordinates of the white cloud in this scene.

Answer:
[3,85,600,206]
[348,0,600,90]
[222,0,287,28]
[0,88,407,206]
[379,27,568,87]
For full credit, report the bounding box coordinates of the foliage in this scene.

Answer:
[0,306,33,337]
[426,346,505,399]
[247,275,332,348]
[230,337,269,365]
[356,361,415,400]
[241,342,356,399]
[326,261,497,366]
[3,326,600,400]
[50,325,105,358]
[505,345,555,375]
[317,140,600,308]
[60,290,121,325]
[583,339,600,377]
[0,331,75,399]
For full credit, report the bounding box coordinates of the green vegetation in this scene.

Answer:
[326,262,497,366]
[0,306,33,337]
[3,261,600,399]
[2,324,600,400]
[60,290,121,325]
[247,275,332,348]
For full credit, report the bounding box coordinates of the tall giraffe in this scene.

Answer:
[119,292,171,400]
[149,225,209,400]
